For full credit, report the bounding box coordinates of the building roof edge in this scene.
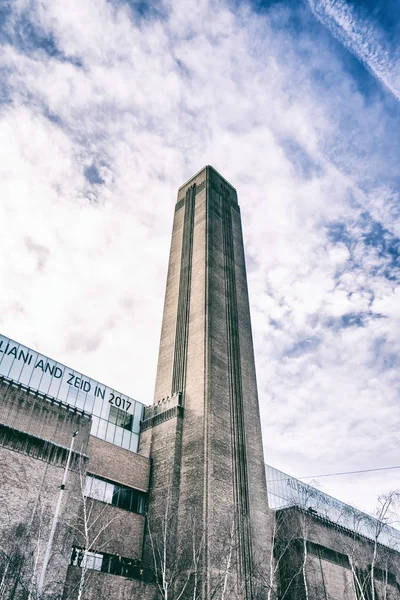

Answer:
[178,165,237,192]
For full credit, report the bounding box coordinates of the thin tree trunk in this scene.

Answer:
[221,519,235,600]
[302,537,309,600]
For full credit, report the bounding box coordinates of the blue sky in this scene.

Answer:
[1,0,400,518]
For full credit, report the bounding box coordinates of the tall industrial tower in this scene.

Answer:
[140,166,271,598]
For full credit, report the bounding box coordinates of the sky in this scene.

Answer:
[1,0,400,520]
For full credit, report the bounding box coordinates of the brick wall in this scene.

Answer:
[276,507,400,599]
[0,381,91,598]
[63,566,157,600]
[88,435,150,491]
[0,379,90,449]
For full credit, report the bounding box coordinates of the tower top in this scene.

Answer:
[177,165,238,204]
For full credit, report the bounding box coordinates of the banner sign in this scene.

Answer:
[0,334,143,425]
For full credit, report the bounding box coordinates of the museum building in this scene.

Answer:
[1,166,400,600]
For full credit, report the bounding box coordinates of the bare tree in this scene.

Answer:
[324,489,400,600]
[275,483,327,600]
[370,491,400,600]
[65,461,121,600]
[144,482,259,600]
[145,486,204,600]
[0,514,64,600]
[0,521,34,600]
[247,509,304,600]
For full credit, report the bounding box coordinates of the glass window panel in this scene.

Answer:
[100,396,110,420]
[137,493,145,514]
[111,485,120,508]
[26,354,44,390]
[89,478,107,502]
[66,385,78,407]
[84,476,93,497]
[7,345,25,381]
[117,487,132,511]
[70,547,80,566]
[82,552,92,570]
[108,555,119,576]
[97,418,107,441]
[84,394,95,414]
[129,433,139,453]
[130,490,137,512]
[83,552,103,571]
[91,395,103,418]
[18,359,36,387]
[113,425,123,447]
[104,482,114,504]
[100,554,111,574]
[105,422,116,444]
[0,336,9,369]
[90,416,99,437]
[121,429,131,450]
[75,390,86,411]
[133,401,143,434]
[48,367,64,398]
[109,406,133,430]
[56,380,70,403]
[38,369,53,396]
[0,344,19,378]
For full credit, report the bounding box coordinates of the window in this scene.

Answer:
[307,541,349,568]
[70,547,143,580]
[70,548,103,571]
[101,553,142,578]
[371,566,397,587]
[109,406,133,430]
[85,474,146,514]
[84,552,103,571]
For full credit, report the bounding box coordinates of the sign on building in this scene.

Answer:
[0,334,144,453]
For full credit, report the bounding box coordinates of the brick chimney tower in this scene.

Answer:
[140,166,272,599]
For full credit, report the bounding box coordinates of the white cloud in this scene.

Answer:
[308,0,400,102]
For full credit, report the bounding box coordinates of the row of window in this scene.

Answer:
[373,566,397,587]
[90,414,139,453]
[307,541,349,568]
[70,547,143,579]
[85,474,146,514]
[0,423,82,469]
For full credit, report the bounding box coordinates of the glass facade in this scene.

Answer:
[0,334,145,453]
[265,464,400,551]
[70,548,142,579]
[85,474,146,514]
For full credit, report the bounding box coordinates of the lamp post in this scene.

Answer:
[37,429,79,598]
